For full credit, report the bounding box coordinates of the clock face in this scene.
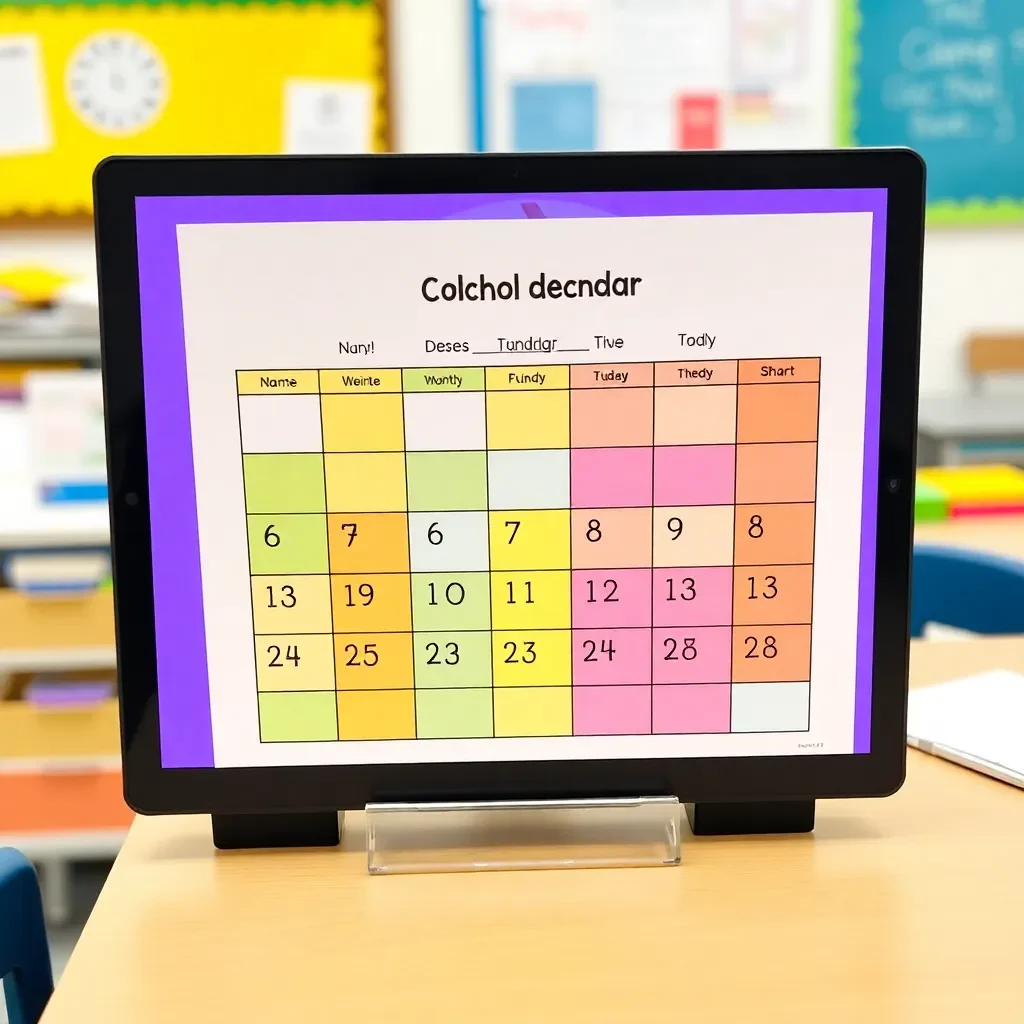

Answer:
[66,31,168,135]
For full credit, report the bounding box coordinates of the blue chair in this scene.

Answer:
[0,848,53,1024]
[911,544,1024,638]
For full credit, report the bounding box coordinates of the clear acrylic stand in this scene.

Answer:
[365,796,681,875]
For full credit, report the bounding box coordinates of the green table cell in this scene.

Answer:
[244,454,325,513]
[415,688,494,738]
[258,691,337,742]
[413,631,493,689]
[247,514,329,574]
[402,367,485,392]
[411,572,492,631]
[406,451,487,511]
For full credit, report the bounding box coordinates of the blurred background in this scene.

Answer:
[2,0,1024,984]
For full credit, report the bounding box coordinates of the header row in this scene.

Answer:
[238,359,821,395]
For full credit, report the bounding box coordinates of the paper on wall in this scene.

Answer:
[0,34,53,156]
[283,79,373,154]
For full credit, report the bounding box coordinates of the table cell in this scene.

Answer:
[413,631,493,689]
[247,514,328,575]
[243,454,325,514]
[738,358,819,384]
[570,448,653,508]
[492,629,571,687]
[570,508,652,568]
[571,569,651,628]
[652,566,733,627]
[252,575,333,634]
[334,632,414,690]
[653,626,731,684]
[653,445,735,506]
[319,369,402,394]
[494,687,572,737]
[411,572,491,631]
[406,451,487,511]
[489,509,570,570]
[488,449,570,510]
[654,385,736,446]
[737,382,819,443]
[570,386,654,448]
[409,511,490,572]
[337,690,416,740]
[328,513,409,574]
[653,505,735,567]
[331,574,412,633]
[731,681,810,732]
[239,394,323,454]
[733,504,815,565]
[653,360,738,386]
[571,628,651,685]
[404,391,487,451]
[486,365,570,390]
[321,393,405,452]
[652,683,730,734]
[570,362,654,388]
[258,691,337,742]
[731,625,811,683]
[237,369,320,395]
[325,453,407,513]
[490,570,571,630]
[416,688,494,738]
[486,389,569,450]
[402,367,485,393]
[573,685,652,735]
[736,442,817,504]
[255,633,335,692]
[733,564,813,626]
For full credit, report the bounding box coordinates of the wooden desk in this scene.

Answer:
[43,639,1024,1024]
[916,514,1024,561]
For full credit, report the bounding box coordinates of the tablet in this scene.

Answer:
[94,151,923,816]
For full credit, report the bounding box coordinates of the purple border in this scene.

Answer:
[135,188,886,767]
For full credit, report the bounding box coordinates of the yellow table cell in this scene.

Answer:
[255,633,335,691]
[485,366,570,391]
[493,630,572,688]
[252,575,333,635]
[325,453,407,512]
[334,632,414,690]
[319,369,403,394]
[491,571,571,630]
[237,370,319,395]
[331,574,412,633]
[338,689,416,740]
[322,393,405,452]
[494,686,572,737]
[489,510,570,570]
[486,390,569,450]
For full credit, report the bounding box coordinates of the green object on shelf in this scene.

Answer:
[915,479,948,523]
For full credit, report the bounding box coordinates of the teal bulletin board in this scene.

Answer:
[840,0,1024,224]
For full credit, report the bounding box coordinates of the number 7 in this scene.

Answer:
[341,523,358,547]
[505,520,520,544]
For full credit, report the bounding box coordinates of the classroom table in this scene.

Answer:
[41,637,1024,1024]
[916,514,1024,560]
[917,393,1024,467]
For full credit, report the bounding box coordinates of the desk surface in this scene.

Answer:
[42,638,1024,1024]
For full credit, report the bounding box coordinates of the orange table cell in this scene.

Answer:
[570,507,652,568]
[654,360,737,386]
[570,362,654,388]
[737,383,819,444]
[337,689,416,740]
[738,357,819,384]
[328,513,410,574]
[733,564,813,626]
[654,383,736,445]
[331,574,412,633]
[334,632,414,690]
[734,503,814,565]
[736,443,817,504]
[731,624,811,682]
[570,386,654,448]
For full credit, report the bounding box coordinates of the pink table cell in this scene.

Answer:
[571,569,652,628]
[653,683,730,734]
[652,566,733,627]
[653,445,734,506]
[572,628,652,685]
[573,685,652,735]
[653,626,732,683]
[571,447,653,508]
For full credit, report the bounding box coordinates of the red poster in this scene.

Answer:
[676,94,721,150]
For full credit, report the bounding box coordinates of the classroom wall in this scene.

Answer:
[4,0,1024,397]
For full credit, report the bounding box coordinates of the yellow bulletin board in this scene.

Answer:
[0,0,390,216]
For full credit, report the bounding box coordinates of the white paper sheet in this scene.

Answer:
[0,34,52,156]
[282,79,373,154]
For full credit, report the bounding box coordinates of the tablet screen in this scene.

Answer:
[134,189,885,769]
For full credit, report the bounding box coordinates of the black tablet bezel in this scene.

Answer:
[94,150,923,814]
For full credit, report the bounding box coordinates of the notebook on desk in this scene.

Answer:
[908,670,1024,789]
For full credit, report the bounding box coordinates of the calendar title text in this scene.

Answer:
[421,271,643,303]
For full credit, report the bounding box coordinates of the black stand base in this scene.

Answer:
[212,811,341,850]
[685,800,815,836]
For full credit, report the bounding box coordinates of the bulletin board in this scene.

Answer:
[470,0,828,154]
[0,0,390,216]
[839,0,1024,224]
